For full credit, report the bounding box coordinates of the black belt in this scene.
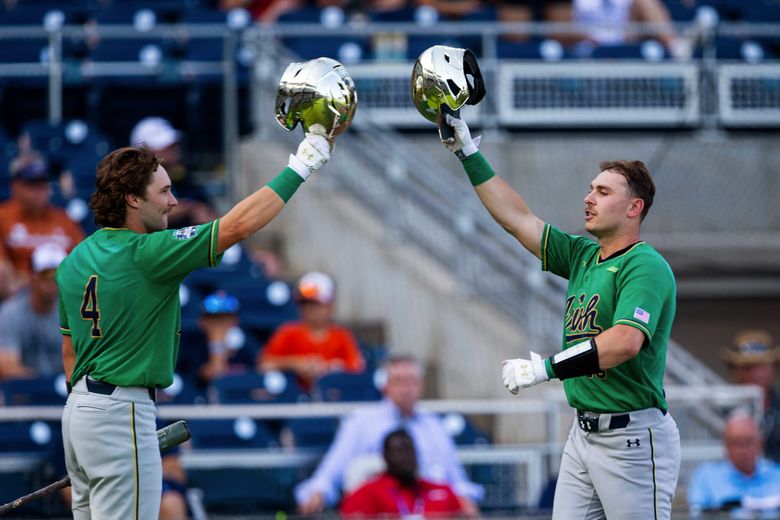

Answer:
[86,377,156,403]
[576,410,630,432]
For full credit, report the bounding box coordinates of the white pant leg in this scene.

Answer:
[588,411,681,520]
[63,395,91,520]
[552,421,606,520]
[66,384,162,520]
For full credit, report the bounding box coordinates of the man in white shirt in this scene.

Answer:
[295,355,483,515]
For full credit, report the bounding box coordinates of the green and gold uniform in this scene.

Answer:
[541,224,681,520]
[57,221,220,520]
[542,223,675,413]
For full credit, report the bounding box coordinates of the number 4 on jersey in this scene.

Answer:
[81,275,102,338]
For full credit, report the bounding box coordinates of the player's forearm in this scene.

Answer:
[217,184,288,254]
[473,176,544,258]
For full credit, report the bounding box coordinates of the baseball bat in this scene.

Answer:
[0,420,191,516]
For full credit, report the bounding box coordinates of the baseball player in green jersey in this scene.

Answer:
[439,114,681,519]
[56,134,330,519]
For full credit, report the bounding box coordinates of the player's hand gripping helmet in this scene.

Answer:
[275,57,357,142]
[411,45,485,141]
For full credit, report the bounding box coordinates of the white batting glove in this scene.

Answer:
[287,134,330,180]
[443,114,481,158]
[501,351,549,394]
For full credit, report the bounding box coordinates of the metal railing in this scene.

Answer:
[0,385,762,511]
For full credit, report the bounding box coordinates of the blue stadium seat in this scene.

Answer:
[157,372,208,405]
[660,0,697,21]
[0,38,49,64]
[360,343,387,372]
[94,2,189,26]
[277,6,368,63]
[185,269,298,334]
[591,41,670,61]
[439,412,490,446]
[0,420,60,513]
[21,119,110,177]
[0,129,17,201]
[210,372,307,404]
[188,417,278,449]
[281,417,340,449]
[187,467,297,513]
[312,370,382,402]
[0,376,68,406]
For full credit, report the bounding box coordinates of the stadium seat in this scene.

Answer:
[21,119,110,177]
[187,466,297,513]
[0,420,60,513]
[277,6,368,63]
[312,370,382,402]
[591,41,669,61]
[440,412,490,446]
[0,376,68,406]
[281,417,340,449]
[157,372,208,405]
[660,0,697,21]
[210,372,307,404]
[187,417,278,449]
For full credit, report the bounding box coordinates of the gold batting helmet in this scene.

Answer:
[275,57,357,140]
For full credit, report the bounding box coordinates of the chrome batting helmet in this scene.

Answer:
[411,45,486,125]
[275,57,357,140]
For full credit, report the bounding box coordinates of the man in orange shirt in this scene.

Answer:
[0,153,83,293]
[258,271,364,390]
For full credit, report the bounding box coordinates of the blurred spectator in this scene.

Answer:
[130,117,216,228]
[723,330,780,462]
[687,410,780,516]
[416,0,482,19]
[341,428,464,517]
[176,290,256,389]
[569,0,682,57]
[0,242,67,379]
[220,0,303,22]
[295,355,482,515]
[0,153,83,295]
[258,272,364,391]
[498,0,573,42]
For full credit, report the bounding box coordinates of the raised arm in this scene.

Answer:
[217,135,330,254]
[444,115,545,259]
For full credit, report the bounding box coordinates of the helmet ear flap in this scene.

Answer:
[462,49,485,106]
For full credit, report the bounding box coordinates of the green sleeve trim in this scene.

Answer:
[544,357,556,379]
[60,327,72,336]
[614,319,652,341]
[208,219,219,267]
[541,224,551,272]
[267,167,304,203]
[461,151,496,187]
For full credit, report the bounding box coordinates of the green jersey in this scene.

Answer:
[57,221,221,389]
[541,224,676,413]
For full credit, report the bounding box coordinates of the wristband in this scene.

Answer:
[267,167,304,203]
[462,152,496,187]
[548,338,601,380]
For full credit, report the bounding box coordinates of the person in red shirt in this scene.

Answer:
[0,153,84,295]
[258,271,364,390]
[341,428,465,518]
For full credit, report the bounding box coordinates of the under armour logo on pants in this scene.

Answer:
[626,438,641,448]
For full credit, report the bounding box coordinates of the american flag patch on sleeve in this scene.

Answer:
[633,307,650,324]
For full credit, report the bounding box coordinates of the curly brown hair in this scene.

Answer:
[90,147,160,228]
